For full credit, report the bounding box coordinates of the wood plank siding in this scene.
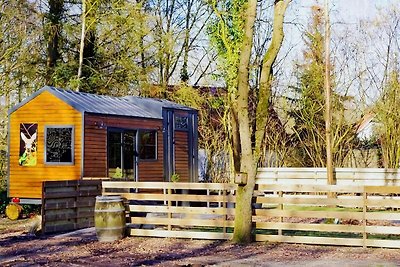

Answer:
[174,131,189,182]
[9,91,82,199]
[41,180,102,234]
[83,114,165,182]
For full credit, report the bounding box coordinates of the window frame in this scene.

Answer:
[138,130,158,161]
[44,125,75,165]
[174,115,189,132]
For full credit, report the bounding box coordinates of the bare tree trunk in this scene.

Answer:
[324,0,335,184]
[77,0,86,92]
[163,0,175,88]
[180,0,192,83]
[136,0,147,88]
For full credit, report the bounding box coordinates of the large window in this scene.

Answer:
[139,130,157,160]
[45,126,74,164]
[108,130,136,179]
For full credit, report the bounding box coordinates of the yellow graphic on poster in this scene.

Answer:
[19,123,38,166]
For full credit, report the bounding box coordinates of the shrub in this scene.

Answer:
[0,189,8,215]
[21,204,41,216]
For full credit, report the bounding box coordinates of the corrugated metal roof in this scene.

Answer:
[9,86,196,119]
[122,96,194,118]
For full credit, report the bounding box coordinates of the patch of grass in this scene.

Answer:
[272,205,400,215]
[284,230,362,239]
[188,226,234,233]
[368,234,400,240]
[255,228,400,241]
[254,229,277,235]
[256,205,400,242]
[282,205,363,212]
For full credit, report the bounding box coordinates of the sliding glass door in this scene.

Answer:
[108,130,137,180]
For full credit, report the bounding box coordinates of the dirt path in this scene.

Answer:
[1,217,400,266]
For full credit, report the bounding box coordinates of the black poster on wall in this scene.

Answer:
[46,127,73,163]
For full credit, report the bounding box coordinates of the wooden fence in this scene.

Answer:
[101,180,400,248]
[254,184,400,248]
[41,180,102,234]
[257,167,400,186]
[102,181,236,240]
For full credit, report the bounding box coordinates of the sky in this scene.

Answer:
[285,0,399,46]
[276,0,399,101]
[333,0,394,21]
[285,0,398,45]
[291,0,395,22]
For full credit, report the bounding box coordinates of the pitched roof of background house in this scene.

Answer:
[355,113,378,141]
[9,86,195,119]
[122,95,194,118]
[355,113,375,134]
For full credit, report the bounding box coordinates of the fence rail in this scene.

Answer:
[97,170,400,248]
[255,184,400,248]
[102,181,236,240]
[257,167,400,186]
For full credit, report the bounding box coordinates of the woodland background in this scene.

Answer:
[1,0,400,192]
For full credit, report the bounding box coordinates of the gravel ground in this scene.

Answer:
[1,217,400,266]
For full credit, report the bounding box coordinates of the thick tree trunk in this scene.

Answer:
[254,0,290,158]
[79,0,99,93]
[232,0,291,243]
[232,0,257,243]
[230,101,241,173]
[45,0,64,85]
[233,170,256,243]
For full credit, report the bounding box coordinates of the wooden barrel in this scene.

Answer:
[94,195,126,242]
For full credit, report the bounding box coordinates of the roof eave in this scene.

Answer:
[84,111,162,120]
[8,86,49,115]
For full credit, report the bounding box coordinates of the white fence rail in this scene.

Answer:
[257,168,400,186]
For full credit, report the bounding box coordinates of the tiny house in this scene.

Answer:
[8,86,198,203]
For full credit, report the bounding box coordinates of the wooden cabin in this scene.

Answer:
[8,86,198,203]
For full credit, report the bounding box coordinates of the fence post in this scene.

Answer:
[223,188,227,235]
[102,181,106,195]
[163,188,167,205]
[218,190,222,208]
[41,181,46,234]
[207,189,210,208]
[278,190,283,236]
[363,186,367,248]
[75,181,79,227]
[167,186,172,231]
